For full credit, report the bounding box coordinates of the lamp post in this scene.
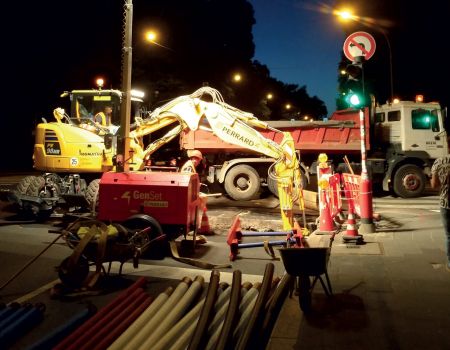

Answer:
[335,9,394,102]
[117,0,133,172]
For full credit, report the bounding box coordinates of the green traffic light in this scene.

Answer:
[349,94,360,106]
[345,92,364,107]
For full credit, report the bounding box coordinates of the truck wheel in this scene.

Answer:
[85,179,100,213]
[393,164,426,198]
[224,165,261,201]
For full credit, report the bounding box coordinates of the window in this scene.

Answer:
[387,110,401,121]
[375,112,385,123]
[411,108,440,131]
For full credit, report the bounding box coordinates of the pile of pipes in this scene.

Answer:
[0,302,45,348]
[28,263,291,350]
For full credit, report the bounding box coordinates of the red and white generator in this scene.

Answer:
[97,171,201,239]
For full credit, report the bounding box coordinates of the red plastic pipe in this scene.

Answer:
[65,288,145,350]
[53,277,147,350]
[90,295,153,350]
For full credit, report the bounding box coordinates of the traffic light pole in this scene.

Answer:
[358,108,375,234]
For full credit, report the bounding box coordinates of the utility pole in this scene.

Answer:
[117,0,133,172]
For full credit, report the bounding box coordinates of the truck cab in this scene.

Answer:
[375,100,448,158]
[373,99,448,197]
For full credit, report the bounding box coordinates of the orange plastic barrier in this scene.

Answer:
[328,173,343,219]
[341,173,361,217]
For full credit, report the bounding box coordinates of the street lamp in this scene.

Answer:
[232,73,242,83]
[335,9,394,102]
[145,30,157,42]
[145,29,175,52]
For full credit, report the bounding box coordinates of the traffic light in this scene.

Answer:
[344,59,364,108]
[345,91,364,107]
[346,61,363,81]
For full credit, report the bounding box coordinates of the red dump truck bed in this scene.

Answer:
[180,108,370,154]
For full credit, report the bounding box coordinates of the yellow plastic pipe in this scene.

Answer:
[123,277,192,350]
[137,276,204,350]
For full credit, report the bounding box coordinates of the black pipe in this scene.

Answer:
[236,263,274,350]
[215,269,242,350]
[188,269,220,350]
[256,273,293,349]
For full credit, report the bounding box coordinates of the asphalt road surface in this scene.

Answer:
[0,174,443,349]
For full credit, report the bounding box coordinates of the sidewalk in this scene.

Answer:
[267,203,450,349]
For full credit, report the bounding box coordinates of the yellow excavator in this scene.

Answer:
[14,86,301,229]
[122,86,303,231]
[11,88,145,217]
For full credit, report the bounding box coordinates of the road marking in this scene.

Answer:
[13,279,60,304]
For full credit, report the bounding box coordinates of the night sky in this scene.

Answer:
[251,0,345,114]
[2,0,448,172]
[252,0,450,113]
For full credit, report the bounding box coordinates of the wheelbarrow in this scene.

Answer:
[278,233,335,312]
[57,217,166,289]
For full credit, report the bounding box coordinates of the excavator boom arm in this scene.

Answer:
[128,87,302,230]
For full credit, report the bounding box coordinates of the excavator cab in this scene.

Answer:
[32,89,145,174]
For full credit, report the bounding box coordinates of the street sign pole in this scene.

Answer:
[343,32,376,234]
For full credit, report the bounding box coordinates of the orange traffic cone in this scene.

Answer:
[342,207,364,243]
[199,207,213,235]
[315,193,338,235]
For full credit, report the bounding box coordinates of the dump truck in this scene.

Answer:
[180,96,448,199]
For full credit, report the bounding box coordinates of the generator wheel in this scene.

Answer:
[224,165,261,201]
[85,179,100,213]
[122,214,167,260]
